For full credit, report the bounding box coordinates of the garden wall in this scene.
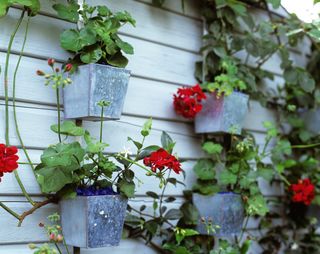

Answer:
[0,1,309,253]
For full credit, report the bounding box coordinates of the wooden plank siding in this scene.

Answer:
[0,0,308,253]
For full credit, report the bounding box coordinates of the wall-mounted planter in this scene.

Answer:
[60,195,128,248]
[63,64,131,121]
[301,108,320,136]
[195,91,249,135]
[192,192,244,236]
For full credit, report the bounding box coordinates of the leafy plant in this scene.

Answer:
[54,1,135,68]
[202,58,247,97]
[0,0,40,17]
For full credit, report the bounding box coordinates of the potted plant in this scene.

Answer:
[192,133,271,236]
[36,61,177,248]
[53,2,135,120]
[173,58,249,134]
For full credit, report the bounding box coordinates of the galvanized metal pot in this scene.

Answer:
[63,63,131,120]
[192,192,244,236]
[60,195,128,248]
[195,91,249,135]
[301,108,320,136]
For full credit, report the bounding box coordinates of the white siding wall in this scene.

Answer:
[0,1,308,253]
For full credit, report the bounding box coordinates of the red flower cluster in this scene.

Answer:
[143,148,182,174]
[0,144,19,182]
[173,84,207,119]
[289,178,315,206]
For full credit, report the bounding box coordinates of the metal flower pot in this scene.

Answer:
[60,195,128,248]
[195,91,249,135]
[301,108,320,136]
[192,192,244,236]
[63,63,131,120]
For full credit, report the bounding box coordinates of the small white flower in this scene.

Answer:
[93,223,97,227]
[99,210,105,215]
[291,243,299,250]
[121,146,132,158]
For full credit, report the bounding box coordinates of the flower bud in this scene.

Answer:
[36,70,45,76]
[38,222,44,227]
[28,243,37,249]
[56,234,64,242]
[49,233,56,240]
[64,63,73,72]
[48,58,55,66]
[66,78,72,84]
[55,67,60,73]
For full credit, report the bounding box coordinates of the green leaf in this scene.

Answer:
[192,180,220,195]
[137,145,161,160]
[267,0,281,8]
[115,37,134,55]
[53,2,79,22]
[114,11,136,26]
[146,191,159,199]
[180,203,199,225]
[0,0,9,17]
[106,51,129,68]
[299,72,315,93]
[219,170,237,185]
[175,228,199,245]
[41,142,85,168]
[202,142,223,155]
[164,209,182,220]
[141,118,152,137]
[97,5,111,16]
[247,195,269,216]
[161,131,175,153]
[193,159,216,180]
[50,121,85,136]
[119,179,135,198]
[36,164,75,193]
[80,46,103,63]
[60,28,96,52]
[127,137,142,150]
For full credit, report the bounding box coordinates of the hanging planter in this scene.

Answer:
[60,194,128,248]
[63,64,131,120]
[194,91,249,135]
[192,192,244,236]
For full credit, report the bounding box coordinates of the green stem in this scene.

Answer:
[54,243,63,254]
[3,10,35,205]
[100,105,104,143]
[56,87,62,143]
[13,170,35,205]
[291,143,320,149]
[239,216,249,242]
[4,10,25,145]
[0,201,20,220]
[159,171,171,217]
[62,237,71,254]
[116,154,156,175]
[12,16,35,173]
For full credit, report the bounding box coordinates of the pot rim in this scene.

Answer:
[78,62,131,74]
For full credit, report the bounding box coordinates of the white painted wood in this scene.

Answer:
[0,0,307,251]
[38,0,202,53]
[1,9,199,84]
[137,0,201,19]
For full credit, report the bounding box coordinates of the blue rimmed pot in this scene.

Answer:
[194,91,249,135]
[63,63,131,121]
[60,194,128,248]
[192,192,244,236]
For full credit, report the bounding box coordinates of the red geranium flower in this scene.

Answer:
[0,144,19,182]
[289,178,315,206]
[64,63,73,72]
[143,148,182,174]
[173,84,207,119]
